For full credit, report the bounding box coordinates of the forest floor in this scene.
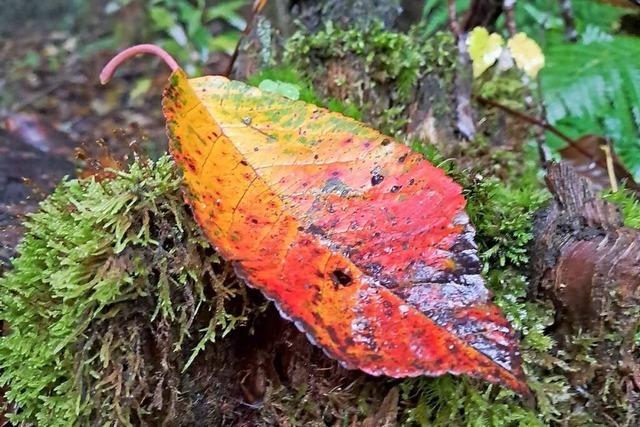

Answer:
[1,2,639,426]
[0,12,170,268]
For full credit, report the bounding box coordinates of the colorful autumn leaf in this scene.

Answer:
[467,27,504,77]
[507,33,545,78]
[102,45,530,396]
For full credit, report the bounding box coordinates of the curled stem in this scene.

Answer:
[99,44,180,85]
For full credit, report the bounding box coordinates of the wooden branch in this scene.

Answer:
[503,0,517,37]
[448,0,460,38]
[224,0,269,77]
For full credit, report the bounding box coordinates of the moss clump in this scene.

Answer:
[283,22,456,136]
[603,187,640,229]
[0,156,248,425]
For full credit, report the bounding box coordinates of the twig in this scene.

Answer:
[448,0,476,140]
[224,0,269,77]
[475,95,599,166]
[601,143,619,192]
[447,0,461,38]
[477,96,632,190]
[558,0,578,42]
[503,0,517,37]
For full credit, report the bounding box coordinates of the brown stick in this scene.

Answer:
[448,0,461,38]
[475,95,604,167]
[503,0,517,37]
[224,0,269,77]
[476,96,576,146]
[448,0,476,140]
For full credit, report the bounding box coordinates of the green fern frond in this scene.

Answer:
[418,0,471,36]
[541,36,640,178]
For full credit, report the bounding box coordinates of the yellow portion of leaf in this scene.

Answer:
[467,27,504,78]
[507,33,545,78]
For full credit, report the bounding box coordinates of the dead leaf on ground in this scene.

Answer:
[559,134,639,194]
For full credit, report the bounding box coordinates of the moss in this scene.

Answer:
[602,187,640,229]
[285,21,427,97]
[282,22,456,136]
[2,145,632,425]
[0,156,248,425]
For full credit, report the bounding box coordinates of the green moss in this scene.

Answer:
[285,21,427,97]
[400,377,543,427]
[0,156,247,425]
[282,22,456,136]
[602,187,640,229]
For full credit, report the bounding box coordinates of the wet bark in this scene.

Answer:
[531,162,640,422]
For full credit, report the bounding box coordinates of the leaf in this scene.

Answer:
[159,70,529,395]
[149,6,176,30]
[507,33,545,78]
[559,135,638,194]
[205,0,246,30]
[541,36,640,179]
[467,27,504,78]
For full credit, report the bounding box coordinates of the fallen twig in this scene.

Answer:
[224,0,269,77]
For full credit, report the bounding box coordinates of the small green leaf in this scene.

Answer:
[149,6,176,30]
[467,27,504,78]
[258,79,301,100]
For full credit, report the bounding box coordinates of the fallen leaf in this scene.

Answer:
[103,45,530,395]
[467,27,504,78]
[507,33,545,78]
[3,112,76,156]
[559,135,638,194]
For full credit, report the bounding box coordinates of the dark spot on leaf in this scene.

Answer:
[398,153,407,163]
[240,160,248,166]
[390,185,401,193]
[381,138,391,146]
[331,269,353,287]
[371,174,384,186]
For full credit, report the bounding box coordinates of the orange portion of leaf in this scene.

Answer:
[162,70,529,395]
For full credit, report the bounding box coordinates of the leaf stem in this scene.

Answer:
[99,44,180,85]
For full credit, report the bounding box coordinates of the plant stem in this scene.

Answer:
[503,0,517,37]
[558,0,578,42]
